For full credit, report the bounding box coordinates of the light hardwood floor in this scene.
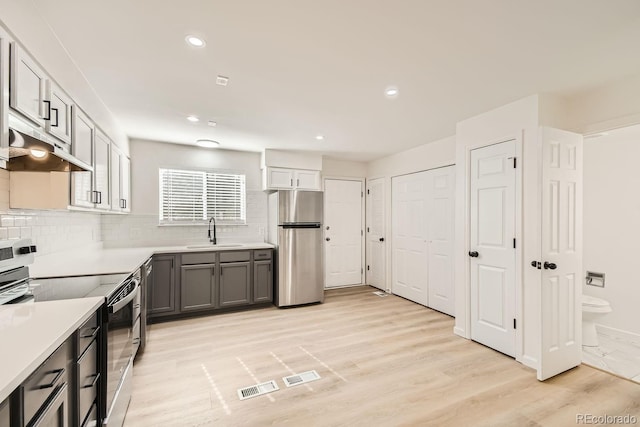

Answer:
[126,286,640,426]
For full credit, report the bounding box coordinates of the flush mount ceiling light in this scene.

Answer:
[186,115,199,123]
[385,86,399,98]
[196,139,220,148]
[207,120,217,127]
[185,35,206,47]
[585,132,609,139]
[315,135,324,141]
[216,75,229,86]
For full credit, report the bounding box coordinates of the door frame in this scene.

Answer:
[322,176,366,288]
[459,134,524,362]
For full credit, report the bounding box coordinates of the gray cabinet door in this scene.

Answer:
[150,255,177,315]
[219,262,251,307]
[253,260,273,303]
[181,264,216,312]
[0,398,9,427]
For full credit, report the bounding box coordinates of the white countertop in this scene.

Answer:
[30,243,275,278]
[0,297,104,402]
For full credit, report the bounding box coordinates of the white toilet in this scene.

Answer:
[582,295,612,347]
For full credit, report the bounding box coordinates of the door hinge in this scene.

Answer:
[367,265,370,271]
[367,227,370,232]
[513,157,517,168]
[513,318,517,329]
[513,238,516,249]
[361,268,363,274]
[367,189,370,195]
[361,191,364,197]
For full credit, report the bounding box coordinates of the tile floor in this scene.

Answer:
[582,328,640,383]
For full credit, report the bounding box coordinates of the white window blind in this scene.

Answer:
[159,168,246,224]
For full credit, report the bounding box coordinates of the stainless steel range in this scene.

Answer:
[0,238,141,427]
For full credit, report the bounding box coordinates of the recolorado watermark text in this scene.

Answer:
[576,414,637,425]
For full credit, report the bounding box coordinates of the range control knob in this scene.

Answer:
[17,246,31,255]
[30,245,37,253]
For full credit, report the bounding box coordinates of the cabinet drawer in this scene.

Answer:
[23,339,71,424]
[182,252,216,265]
[253,250,272,260]
[220,251,250,262]
[77,312,99,358]
[77,339,99,423]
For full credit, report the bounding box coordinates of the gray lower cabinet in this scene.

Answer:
[219,262,251,307]
[0,398,9,427]
[149,255,177,316]
[254,260,273,303]
[181,264,216,311]
[149,249,273,321]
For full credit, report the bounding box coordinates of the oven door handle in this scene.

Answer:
[109,280,139,313]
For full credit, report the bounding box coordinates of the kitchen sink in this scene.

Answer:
[185,244,245,249]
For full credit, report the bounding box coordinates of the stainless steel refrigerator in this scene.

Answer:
[267,190,324,307]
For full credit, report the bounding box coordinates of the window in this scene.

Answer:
[159,168,246,224]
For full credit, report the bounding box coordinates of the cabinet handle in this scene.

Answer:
[51,108,59,127]
[38,368,65,389]
[43,100,51,120]
[81,326,100,339]
[290,179,293,187]
[97,191,102,204]
[83,373,100,389]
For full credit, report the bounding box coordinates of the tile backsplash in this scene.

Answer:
[0,166,267,254]
[101,190,268,248]
[0,210,102,256]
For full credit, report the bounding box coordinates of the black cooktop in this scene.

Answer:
[27,273,130,302]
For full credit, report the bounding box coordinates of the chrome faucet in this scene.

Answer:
[208,216,217,245]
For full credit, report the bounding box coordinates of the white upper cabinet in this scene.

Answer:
[71,106,95,208]
[109,145,131,212]
[45,81,73,144]
[264,167,321,190]
[94,129,111,210]
[120,155,131,212]
[294,169,321,190]
[0,28,9,161]
[9,43,46,127]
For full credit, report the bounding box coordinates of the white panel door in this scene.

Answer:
[392,172,428,304]
[324,179,363,288]
[470,141,516,357]
[427,166,456,316]
[538,127,583,381]
[366,178,385,290]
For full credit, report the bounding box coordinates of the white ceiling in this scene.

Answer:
[31,0,640,162]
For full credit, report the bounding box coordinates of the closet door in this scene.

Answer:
[366,178,385,290]
[426,166,455,316]
[392,171,428,305]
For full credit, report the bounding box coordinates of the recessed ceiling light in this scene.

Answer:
[216,75,229,86]
[207,121,217,127]
[196,139,220,148]
[185,35,206,47]
[385,87,399,98]
[315,135,324,141]
[186,115,199,123]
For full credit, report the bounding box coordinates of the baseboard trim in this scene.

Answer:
[521,355,538,371]
[596,324,640,345]
[453,326,468,339]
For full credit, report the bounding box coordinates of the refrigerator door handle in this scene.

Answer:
[281,223,321,229]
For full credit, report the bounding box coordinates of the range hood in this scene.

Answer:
[6,115,92,172]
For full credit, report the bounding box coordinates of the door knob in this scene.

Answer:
[543,262,557,270]
[468,251,479,258]
[325,237,330,241]
[379,237,385,242]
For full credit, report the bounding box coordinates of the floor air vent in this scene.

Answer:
[237,380,279,400]
[282,370,321,387]
[373,291,388,297]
